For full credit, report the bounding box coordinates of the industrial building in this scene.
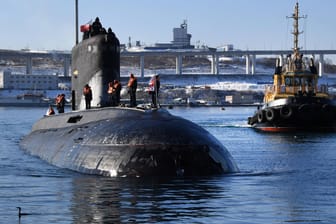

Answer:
[0,70,58,90]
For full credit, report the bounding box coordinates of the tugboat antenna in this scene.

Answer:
[286,1,306,55]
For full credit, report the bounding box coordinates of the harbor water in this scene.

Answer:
[1,106,336,223]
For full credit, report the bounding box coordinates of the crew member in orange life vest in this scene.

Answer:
[83,84,92,109]
[46,105,55,116]
[127,74,137,107]
[55,93,65,113]
[107,81,114,106]
[149,75,160,108]
[113,80,122,106]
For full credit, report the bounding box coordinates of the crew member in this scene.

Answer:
[83,84,93,109]
[91,17,103,36]
[56,93,65,113]
[113,80,122,106]
[127,73,137,107]
[107,81,114,106]
[107,27,116,41]
[46,105,55,116]
[149,75,160,108]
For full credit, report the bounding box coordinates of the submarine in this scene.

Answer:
[20,17,238,177]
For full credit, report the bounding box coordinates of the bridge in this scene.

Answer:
[0,49,71,76]
[1,48,336,77]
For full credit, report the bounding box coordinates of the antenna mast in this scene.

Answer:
[287,2,306,56]
[293,2,300,52]
[75,0,78,45]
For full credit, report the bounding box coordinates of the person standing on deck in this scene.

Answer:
[107,82,114,106]
[127,73,137,107]
[113,80,122,106]
[83,84,92,109]
[148,75,160,108]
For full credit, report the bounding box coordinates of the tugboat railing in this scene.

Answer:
[264,83,329,99]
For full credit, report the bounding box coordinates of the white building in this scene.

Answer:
[144,20,194,50]
[0,70,58,90]
[217,44,234,52]
[171,20,192,48]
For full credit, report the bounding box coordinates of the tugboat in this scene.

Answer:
[248,2,336,132]
[20,3,238,176]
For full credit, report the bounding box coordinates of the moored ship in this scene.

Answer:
[247,2,336,132]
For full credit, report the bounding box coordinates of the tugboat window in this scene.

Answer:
[294,77,301,86]
[305,78,313,86]
[285,77,293,86]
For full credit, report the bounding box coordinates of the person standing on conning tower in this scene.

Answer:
[91,17,102,36]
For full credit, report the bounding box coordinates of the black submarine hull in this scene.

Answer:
[20,107,238,177]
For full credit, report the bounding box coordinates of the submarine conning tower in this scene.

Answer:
[71,18,120,110]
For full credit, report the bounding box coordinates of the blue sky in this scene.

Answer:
[1,0,336,53]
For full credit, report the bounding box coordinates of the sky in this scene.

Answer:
[1,0,336,55]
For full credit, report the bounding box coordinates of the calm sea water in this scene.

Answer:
[1,106,336,223]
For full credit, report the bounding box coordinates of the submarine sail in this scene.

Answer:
[72,19,120,110]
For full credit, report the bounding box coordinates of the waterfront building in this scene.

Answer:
[0,70,58,90]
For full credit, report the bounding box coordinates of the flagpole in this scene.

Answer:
[75,0,78,45]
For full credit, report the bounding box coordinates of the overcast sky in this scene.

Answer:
[1,0,336,54]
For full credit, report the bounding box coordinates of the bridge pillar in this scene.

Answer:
[140,55,145,78]
[251,54,256,74]
[26,56,32,74]
[245,55,250,74]
[176,55,182,75]
[63,56,70,77]
[319,54,324,77]
[215,54,219,74]
[211,54,219,74]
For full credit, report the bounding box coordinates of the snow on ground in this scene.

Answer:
[1,64,336,97]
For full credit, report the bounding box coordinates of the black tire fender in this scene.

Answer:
[322,104,331,112]
[280,106,293,119]
[265,108,275,121]
[257,110,264,123]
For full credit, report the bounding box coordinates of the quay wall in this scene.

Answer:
[120,74,273,85]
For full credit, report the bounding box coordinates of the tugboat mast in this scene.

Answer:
[287,2,306,56]
[293,2,300,53]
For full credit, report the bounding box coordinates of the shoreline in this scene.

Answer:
[0,101,260,108]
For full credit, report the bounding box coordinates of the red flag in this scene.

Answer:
[80,24,90,32]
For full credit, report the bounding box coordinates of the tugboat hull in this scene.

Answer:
[20,107,239,177]
[248,97,336,132]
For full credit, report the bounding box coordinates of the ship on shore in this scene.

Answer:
[0,90,53,107]
[126,20,194,52]
[20,9,238,177]
[247,2,336,132]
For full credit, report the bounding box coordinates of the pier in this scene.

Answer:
[1,49,336,77]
